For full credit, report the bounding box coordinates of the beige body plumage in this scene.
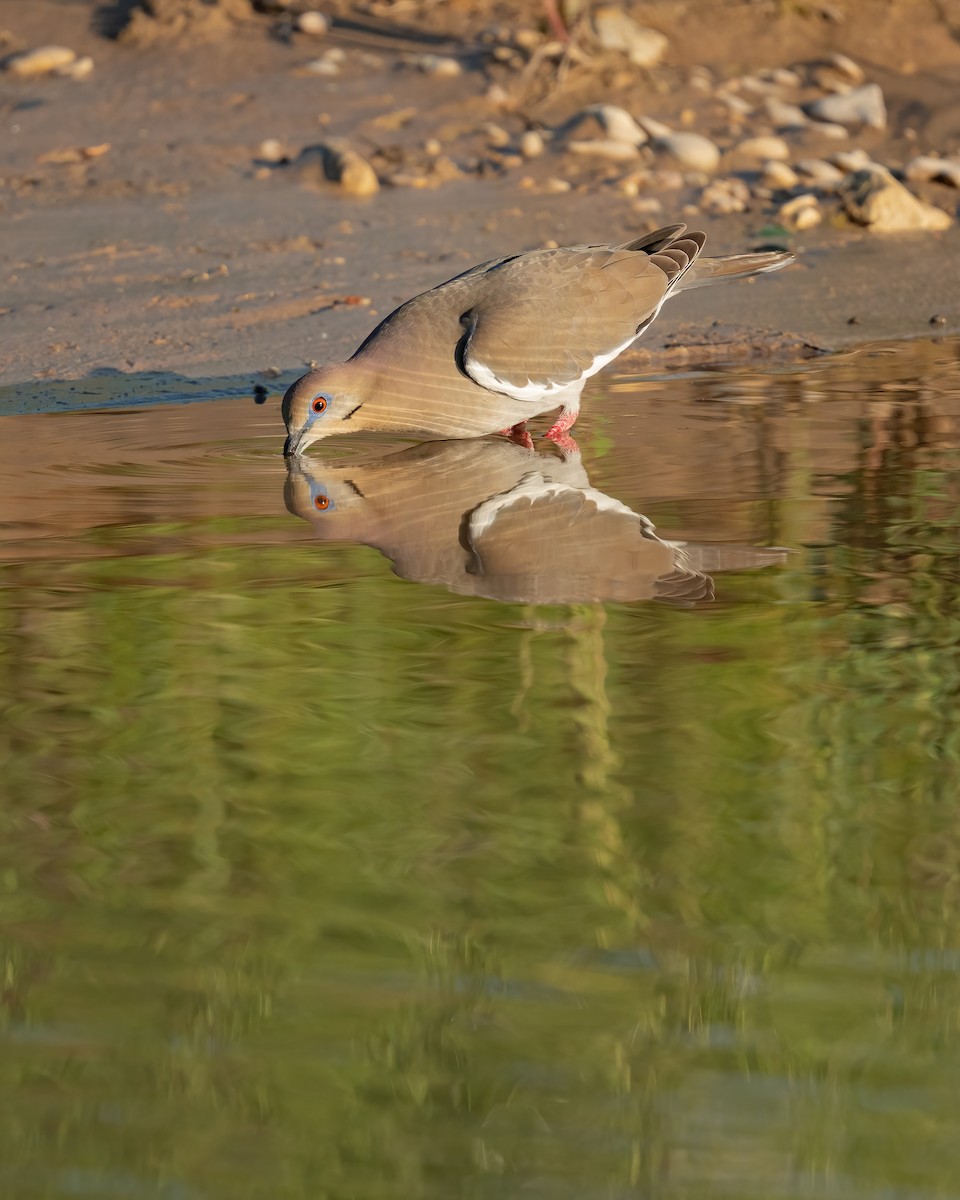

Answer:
[282,225,792,455]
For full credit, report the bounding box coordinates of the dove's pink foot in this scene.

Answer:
[499,422,534,450]
[544,410,580,455]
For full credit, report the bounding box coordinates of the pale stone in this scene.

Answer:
[520,130,544,159]
[807,83,886,130]
[414,54,462,77]
[904,156,960,189]
[592,7,668,67]
[764,98,809,130]
[700,176,750,214]
[653,131,720,172]
[841,166,952,232]
[5,45,76,77]
[762,160,800,190]
[296,11,329,36]
[779,193,821,230]
[736,135,790,161]
[794,158,845,188]
[568,138,640,161]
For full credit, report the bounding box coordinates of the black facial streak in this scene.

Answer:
[343,404,363,421]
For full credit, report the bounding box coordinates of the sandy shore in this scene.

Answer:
[1,0,959,398]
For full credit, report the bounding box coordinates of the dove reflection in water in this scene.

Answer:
[284,439,788,606]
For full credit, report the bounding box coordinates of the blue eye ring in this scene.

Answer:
[311,395,328,414]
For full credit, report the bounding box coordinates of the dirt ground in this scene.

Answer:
[1,0,959,397]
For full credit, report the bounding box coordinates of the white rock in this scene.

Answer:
[736,135,790,160]
[258,138,287,162]
[588,105,648,145]
[813,52,865,90]
[794,158,845,187]
[306,49,343,76]
[592,6,669,67]
[568,138,640,161]
[4,45,76,77]
[484,123,511,148]
[638,122,720,172]
[414,54,462,78]
[829,148,872,171]
[764,98,809,129]
[717,90,754,117]
[296,11,329,36]
[904,156,960,189]
[841,166,952,232]
[762,160,800,190]
[700,176,750,214]
[807,83,886,130]
[779,193,821,230]
[544,177,571,193]
[59,55,94,81]
[768,67,803,88]
[520,130,544,159]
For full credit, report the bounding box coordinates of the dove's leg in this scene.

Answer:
[499,422,533,450]
[544,406,579,445]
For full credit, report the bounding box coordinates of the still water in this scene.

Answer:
[2,339,960,1199]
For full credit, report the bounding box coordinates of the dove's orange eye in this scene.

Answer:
[314,494,330,510]
[312,396,328,414]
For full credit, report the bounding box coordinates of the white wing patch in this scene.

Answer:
[469,471,651,541]
[465,332,638,403]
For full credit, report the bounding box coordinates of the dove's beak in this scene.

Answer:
[283,429,305,457]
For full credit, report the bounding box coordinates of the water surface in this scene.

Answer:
[2,339,960,1199]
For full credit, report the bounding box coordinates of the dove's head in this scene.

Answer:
[282,364,374,456]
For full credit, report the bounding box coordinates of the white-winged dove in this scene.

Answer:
[282,225,792,456]
[284,439,789,605]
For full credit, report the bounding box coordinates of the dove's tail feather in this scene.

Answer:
[678,249,794,290]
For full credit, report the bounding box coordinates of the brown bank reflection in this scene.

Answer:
[284,439,787,605]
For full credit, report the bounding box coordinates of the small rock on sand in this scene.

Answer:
[762,160,800,190]
[592,6,668,67]
[412,54,462,78]
[700,176,750,214]
[3,45,76,77]
[736,135,790,161]
[794,158,845,187]
[807,83,886,130]
[779,193,821,230]
[764,98,809,130]
[841,166,952,232]
[296,11,329,36]
[905,156,960,189]
[561,105,648,147]
[568,138,640,161]
[638,122,719,172]
[520,130,544,159]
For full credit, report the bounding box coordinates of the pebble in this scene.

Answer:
[778,193,822,230]
[413,54,462,78]
[762,160,800,190]
[568,138,640,161]
[736,135,790,161]
[812,52,864,90]
[841,166,952,232]
[700,176,750,214]
[829,147,872,171]
[794,158,845,188]
[306,49,344,76]
[905,156,960,189]
[633,196,664,215]
[562,105,648,146]
[545,177,572,193]
[520,130,544,159]
[592,6,669,67]
[258,138,287,163]
[717,90,754,117]
[484,123,511,148]
[62,55,94,81]
[296,11,329,36]
[637,118,720,171]
[764,98,809,130]
[4,45,76,77]
[807,83,886,130]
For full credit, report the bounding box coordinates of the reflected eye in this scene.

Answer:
[312,395,328,414]
[314,494,330,511]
